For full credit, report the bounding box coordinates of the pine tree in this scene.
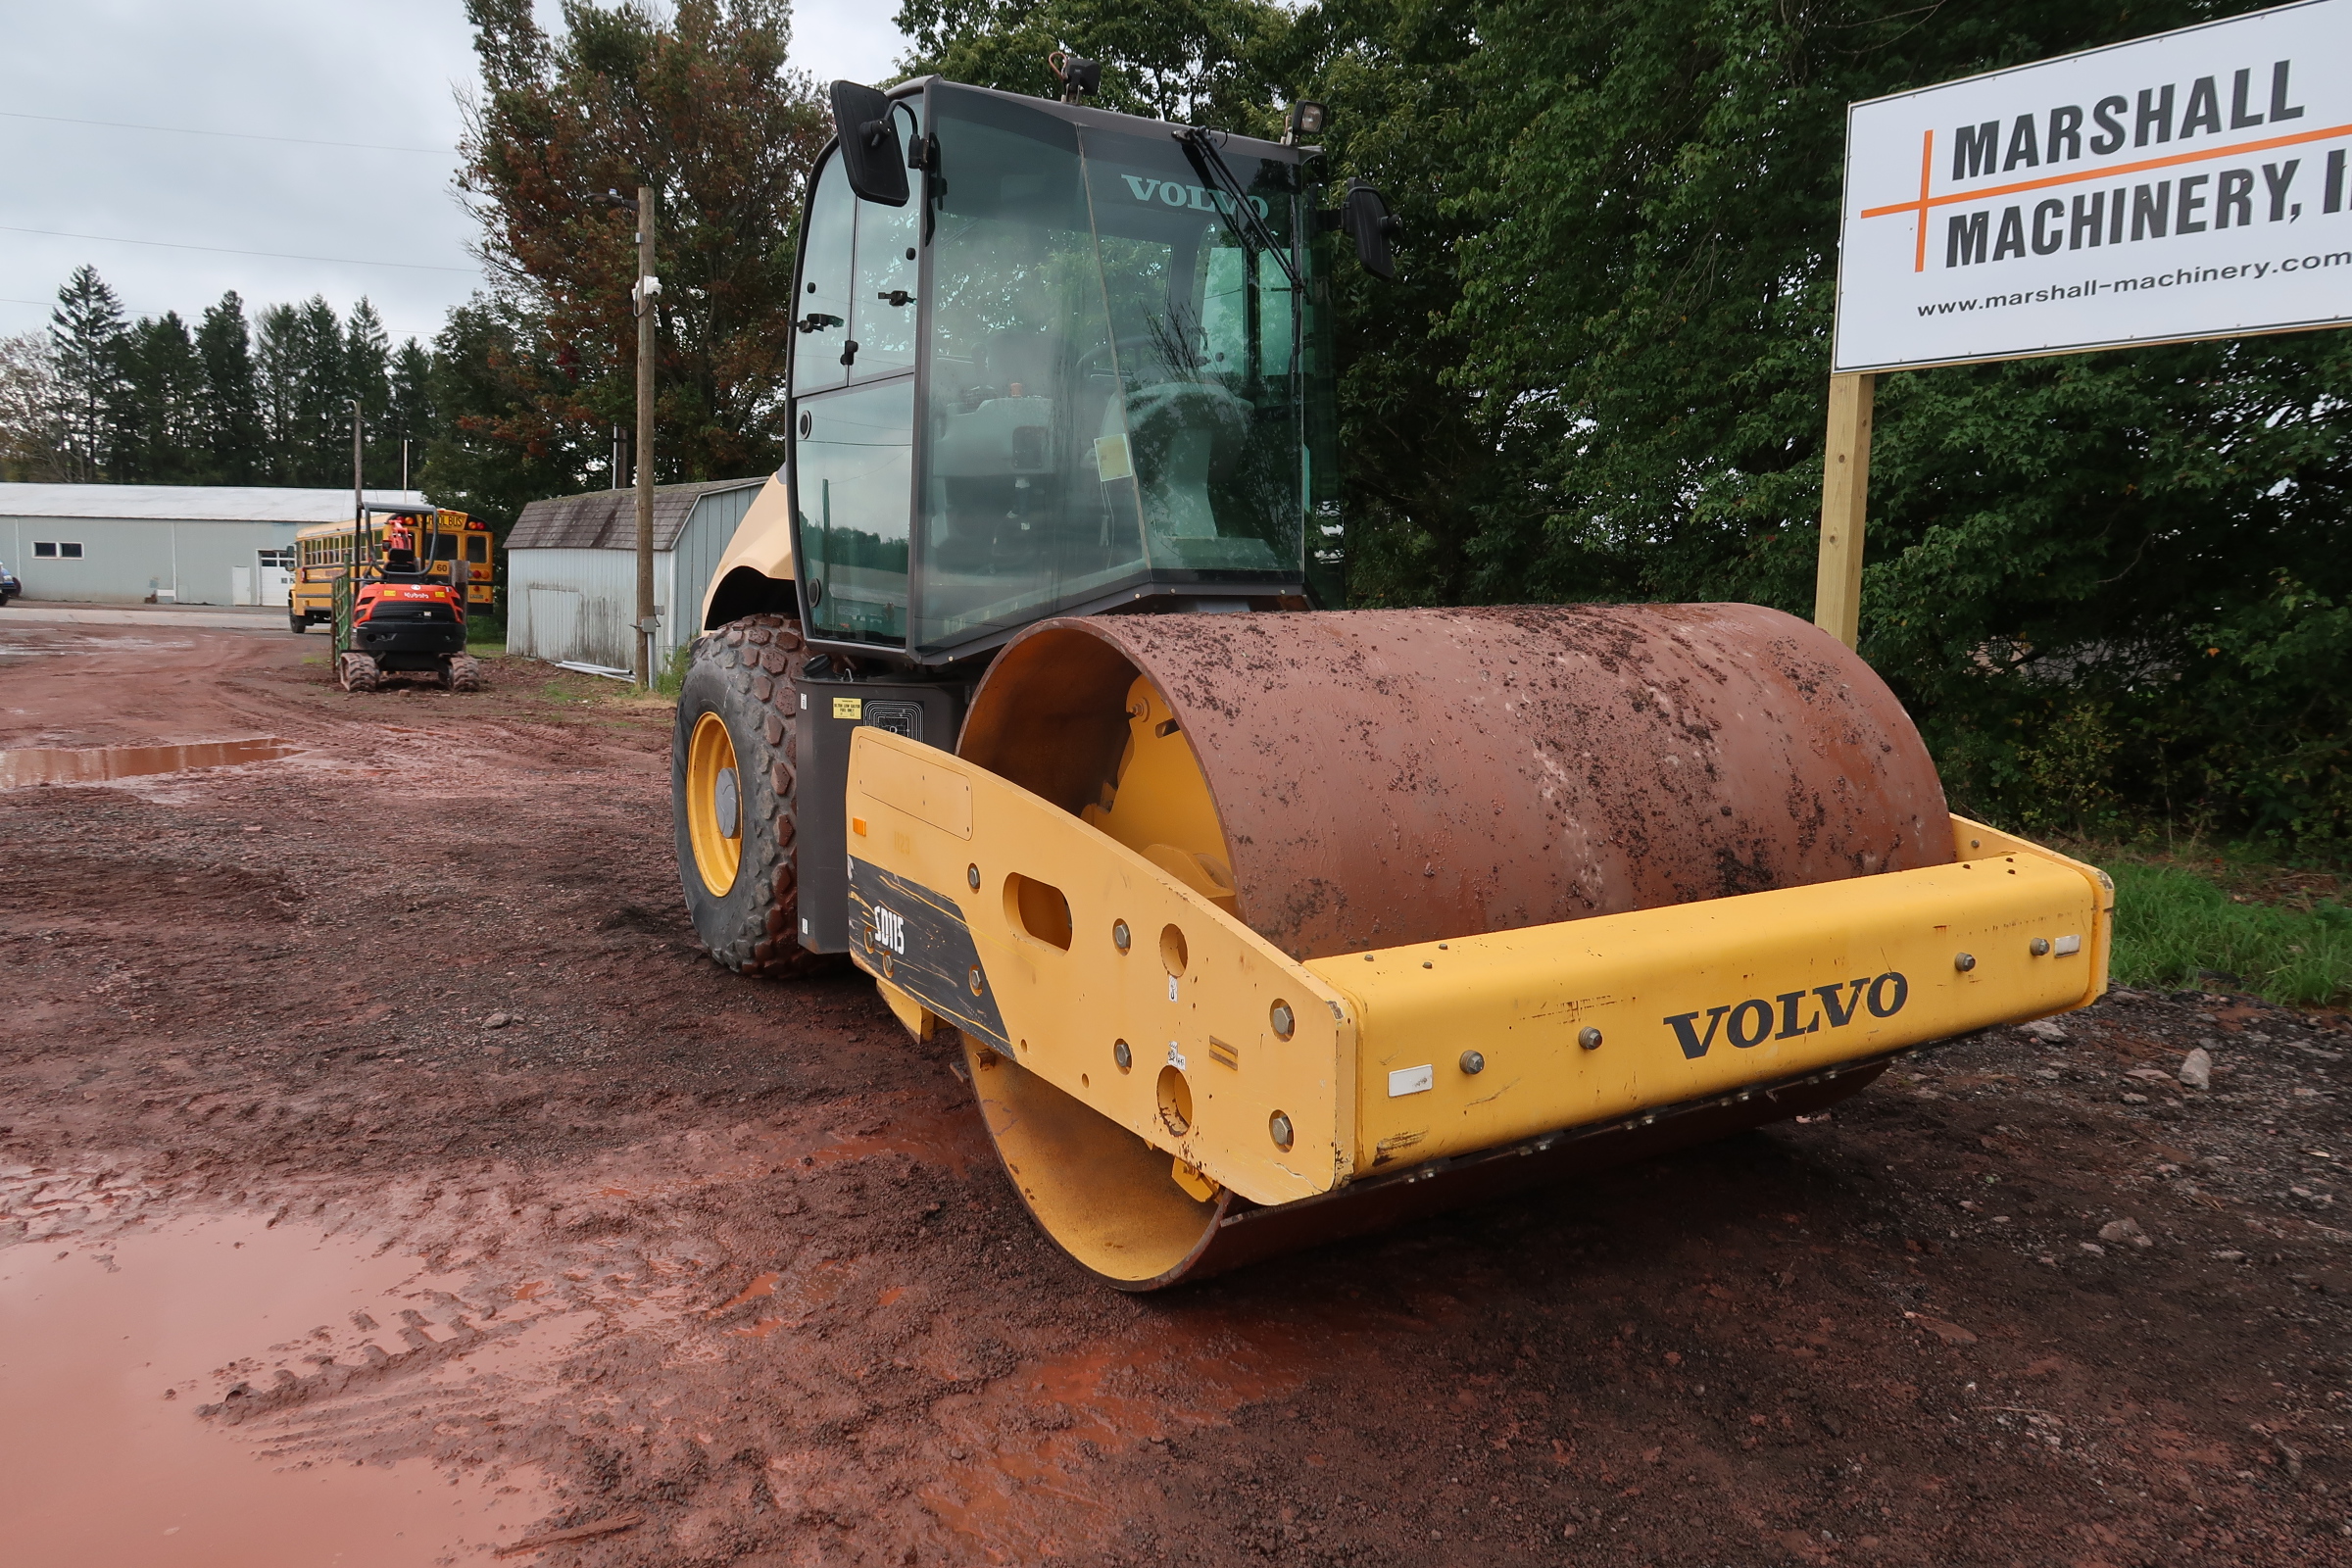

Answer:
[291,296,348,486]
[346,299,395,485]
[254,302,304,482]
[115,313,207,482]
[196,292,265,484]
[389,338,435,491]
[49,265,125,482]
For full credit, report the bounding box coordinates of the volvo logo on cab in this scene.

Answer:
[1663,973,1909,1059]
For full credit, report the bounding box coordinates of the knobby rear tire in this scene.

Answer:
[671,614,834,979]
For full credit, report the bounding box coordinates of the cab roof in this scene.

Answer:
[887,75,1313,168]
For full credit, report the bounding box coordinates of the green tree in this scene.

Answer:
[389,337,436,490]
[49,264,125,482]
[420,295,597,532]
[454,0,831,487]
[113,312,208,482]
[195,292,265,484]
[346,299,395,485]
[289,296,349,485]
[894,0,1301,127]
[253,302,304,482]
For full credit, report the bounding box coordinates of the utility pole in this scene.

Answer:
[401,437,411,495]
[632,183,659,690]
[350,399,365,576]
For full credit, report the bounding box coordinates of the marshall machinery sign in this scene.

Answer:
[1810,1,2352,652]
[1833,0,2352,373]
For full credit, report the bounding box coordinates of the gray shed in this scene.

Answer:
[506,477,769,670]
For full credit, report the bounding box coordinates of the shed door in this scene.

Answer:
[528,586,581,661]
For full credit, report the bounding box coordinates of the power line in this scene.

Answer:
[0,225,478,274]
[0,109,451,156]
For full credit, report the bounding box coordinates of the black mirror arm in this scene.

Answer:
[1178,127,1302,292]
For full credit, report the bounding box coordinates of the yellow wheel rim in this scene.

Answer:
[686,710,743,897]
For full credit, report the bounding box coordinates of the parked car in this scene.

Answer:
[0,560,20,606]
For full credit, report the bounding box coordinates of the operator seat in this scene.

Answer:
[1110,380,1250,542]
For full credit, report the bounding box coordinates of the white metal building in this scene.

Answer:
[0,483,429,607]
[506,477,770,670]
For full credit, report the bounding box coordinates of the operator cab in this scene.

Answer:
[788,75,1381,666]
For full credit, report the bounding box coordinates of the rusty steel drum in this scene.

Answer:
[955,604,1951,1287]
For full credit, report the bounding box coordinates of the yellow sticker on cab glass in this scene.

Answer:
[832,697,864,720]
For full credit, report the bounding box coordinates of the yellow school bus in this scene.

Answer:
[290,506,494,633]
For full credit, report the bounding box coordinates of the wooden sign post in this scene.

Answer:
[1811,371,1875,649]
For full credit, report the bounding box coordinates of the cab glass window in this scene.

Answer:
[794,154,855,395]
[913,91,1131,652]
[849,101,923,382]
[909,85,1306,657]
[799,379,913,644]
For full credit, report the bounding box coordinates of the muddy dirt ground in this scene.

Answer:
[3,614,2350,1568]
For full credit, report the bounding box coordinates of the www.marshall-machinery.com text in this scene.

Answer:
[1915,251,2351,318]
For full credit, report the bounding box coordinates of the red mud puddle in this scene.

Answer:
[0,1213,552,1567]
[0,736,299,789]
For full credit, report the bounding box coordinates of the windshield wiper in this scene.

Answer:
[1177,126,1301,291]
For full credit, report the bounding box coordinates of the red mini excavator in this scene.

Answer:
[336,545,482,693]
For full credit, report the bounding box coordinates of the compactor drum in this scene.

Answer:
[672,73,2114,1288]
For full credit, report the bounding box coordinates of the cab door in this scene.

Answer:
[792,115,922,648]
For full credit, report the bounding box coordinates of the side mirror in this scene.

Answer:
[829,80,908,207]
[1341,179,1400,281]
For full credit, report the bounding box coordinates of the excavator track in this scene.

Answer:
[336,652,381,694]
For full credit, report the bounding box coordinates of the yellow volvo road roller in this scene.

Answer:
[671,69,2114,1289]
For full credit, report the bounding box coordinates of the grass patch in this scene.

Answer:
[2105,856,2352,1006]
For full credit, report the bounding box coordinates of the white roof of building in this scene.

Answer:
[0,484,429,523]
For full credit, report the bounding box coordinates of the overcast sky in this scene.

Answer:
[0,0,907,349]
